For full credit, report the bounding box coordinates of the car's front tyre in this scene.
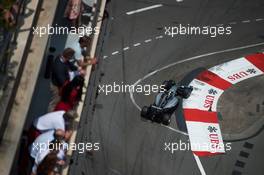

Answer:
[141,106,149,119]
[162,113,171,125]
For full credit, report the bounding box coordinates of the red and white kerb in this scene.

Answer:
[183,53,264,157]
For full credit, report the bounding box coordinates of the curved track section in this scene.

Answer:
[182,53,264,156]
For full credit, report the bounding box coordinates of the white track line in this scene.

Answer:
[109,168,122,175]
[123,47,130,51]
[133,43,141,47]
[112,51,119,55]
[242,20,250,23]
[164,126,188,135]
[256,18,264,21]
[103,17,264,59]
[145,39,152,43]
[155,35,163,39]
[229,22,237,25]
[193,154,206,175]
[126,4,163,15]
[129,42,264,132]
[126,42,264,175]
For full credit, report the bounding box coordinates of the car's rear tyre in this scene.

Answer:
[162,114,171,126]
[141,106,149,118]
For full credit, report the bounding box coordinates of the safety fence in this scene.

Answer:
[0,0,28,140]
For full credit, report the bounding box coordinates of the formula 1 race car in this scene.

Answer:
[141,80,193,126]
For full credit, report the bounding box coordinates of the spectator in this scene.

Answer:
[0,0,18,29]
[54,75,84,111]
[49,48,75,112]
[65,35,97,68]
[30,130,65,160]
[33,150,58,175]
[51,48,76,87]
[30,130,67,175]
[29,110,78,143]
[64,0,82,27]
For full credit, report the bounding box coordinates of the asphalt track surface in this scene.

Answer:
[69,0,264,175]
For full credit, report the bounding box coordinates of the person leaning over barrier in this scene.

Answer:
[65,35,97,68]
[54,75,85,112]
[30,129,67,175]
[34,150,60,175]
[29,110,78,143]
[49,48,75,112]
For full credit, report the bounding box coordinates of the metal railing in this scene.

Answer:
[0,0,28,141]
[0,0,27,75]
